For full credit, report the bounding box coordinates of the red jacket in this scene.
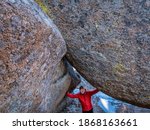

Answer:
[66,89,99,112]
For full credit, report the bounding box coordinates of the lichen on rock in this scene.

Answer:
[39,0,150,108]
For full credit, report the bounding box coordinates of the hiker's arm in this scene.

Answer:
[66,92,79,98]
[88,89,99,95]
[88,83,103,95]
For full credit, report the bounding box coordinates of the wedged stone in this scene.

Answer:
[39,0,150,108]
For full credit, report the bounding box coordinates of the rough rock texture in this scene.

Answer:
[39,0,150,108]
[64,58,81,91]
[54,59,81,112]
[0,0,72,112]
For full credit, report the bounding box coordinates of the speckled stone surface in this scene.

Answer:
[0,0,72,112]
[39,0,150,108]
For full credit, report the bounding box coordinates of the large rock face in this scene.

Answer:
[0,0,72,112]
[40,0,150,108]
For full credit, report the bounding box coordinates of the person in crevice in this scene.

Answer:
[66,86,100,113]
